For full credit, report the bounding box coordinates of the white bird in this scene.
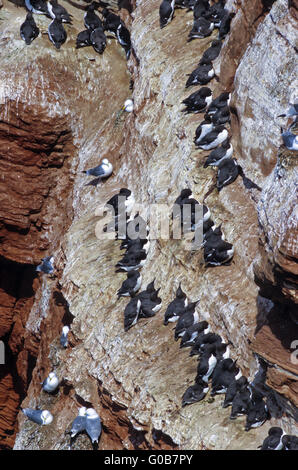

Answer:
[70,407,87,438]
[83,158,113,178]
[86,408,102,445]
[123,99,134,112]
[60,325,70,348]
[42,372,59,393]
[22,408,53,425]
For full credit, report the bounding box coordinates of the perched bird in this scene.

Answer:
[85,408,102,445]
[223,376,247,408]
[174,301,200,340]
[282,434,298,450]
[190,332,222,356]
[195,125,228,150]
[205,92,231,116]
[185,62,214,88]
[139,290,162,318]
[193,0,210,19]
[90,27,107,54]
[230,380,251,419]
[124,296,141,331]
[25,0,49,15]
[245,391,268,431]
[188,17,214,41]
[210,105,230,126]
[195,343,218,383]
[204,246,234,266]
[218,11,234,39]
[159,0,175,29]
[47,0,72,23]
[48,15,67,49]
[36,256,54,274]
[123,99,134,112]
[204,138,233,167]
[204,0,226,25]
[83,158,113,178]
[179,320,210,348]
[101,8,121,34]
[22,408,53,425]
[211,358,240,395]
[76,29,91,48]
[105,188,135,216]
[60,325,70,348]
[182,379,209,407]
[163,283,188,325]
[260,427,284,450]
[69,407,87,438]
[117,270,142,298]
[42,372,59,393]
[194,118,214,145]
[217,158,239,190]
[281,129,298,150]
[116,250,147,272]
[200,39,222,62]
[182,87,213,114]
[84,2,103,31]
[116,22,131,59]
[20,12,40,45]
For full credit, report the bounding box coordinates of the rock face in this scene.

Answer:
[0,0,296,450]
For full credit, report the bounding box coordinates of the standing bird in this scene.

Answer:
[124,296,142,331]
[174,301,200,340]
[200,39,222,62]
[281,129,298,150]
[60,325,70,348]
[83,158,113,178]
[85,408,102,445]
[36,256,54,274]
[204,138,233,167]
[217,158,239,190]
[20,12,40,45]
[69,407,87,438]
[47,0,72,23]
[102,8,121,34]
[159,0,175,28]
[48,14,67,49]
[188,17,214,41]
[84,2,103,31]
[185,62,214,88]
[182,379,209,407]
[195,125,228,150]
[42,372,59,393]
[22,408,53,425]
[117,270,142,298]
[123,98,134,112]
[282,434,298,450]
[163,283,188,325]
[116,22,131,59]
[182,87,212,114]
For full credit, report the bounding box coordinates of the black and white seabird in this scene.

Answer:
[36,256,54,274]
[139,290,162,318]
[85,408,102,445]
[25,0,49,15]
[230,380,251,419]
[210,105,230,126]
[188,16,214,41]
[222,376,247,408]
[260,427,284,450]
[182,87,213,114]
[90,27,107,53]
[48,15,67,49]
[60,325,70,348]
[211,358,240,396]
[163,283,188,325]
[195,343,217,383]
[204,0,226,26]
[124,296,141,331]
[159,0,175,29]
[76,30,91,48]
[22,408,53,425]
[116,22,131,59]
[196,125,228,150]
[189,332,222,356]
[83,158,113,178]
[174,301,200,340]
[101,8,121,34]
[245,391,268,431]
[200,39,222,63]
[204,138,233,167]
[218,11,234,40]
[20,12,40,45]
[180,320,210,348]
[47,0,72,23]
[281,129,298,150]
[42,372,59,393]
[84,2,103,31]
[105,188,135,216]
[217,158,239,190]
[116,251,147,272]
[282,434,298,450]
[205,92,231,116]
[117,270,142,298]
[185,62,214,88]
[193,0,210,19]
[182,379,209,407]
[194,118,214,146]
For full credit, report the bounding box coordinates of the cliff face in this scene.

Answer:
[0,0,297,450]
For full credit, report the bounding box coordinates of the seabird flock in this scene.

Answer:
[10,0,297,451]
